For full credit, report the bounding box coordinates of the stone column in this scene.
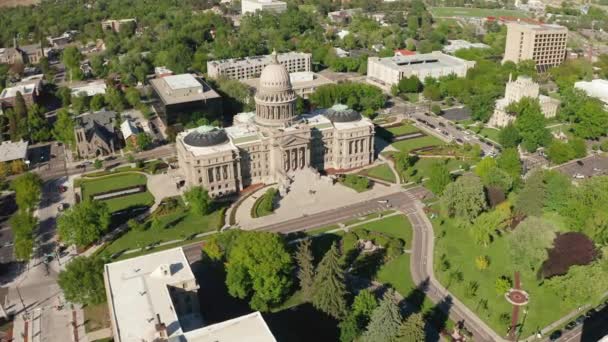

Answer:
[292,149,297,170]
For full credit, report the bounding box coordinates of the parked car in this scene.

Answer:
[565,321,578,330]
[575,315,585,324]
[573,173,585,179]
[57,185,67,193]
[438,122,446,127]
[577,160,584,166]
[549,330,562,341]
[585,308,597,318]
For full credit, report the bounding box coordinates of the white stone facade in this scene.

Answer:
[241,0,287,14]
[177,52,375,197]
[488,75,560,128]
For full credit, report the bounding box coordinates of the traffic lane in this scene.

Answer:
[408,212,495,342]
[259,191,420,234]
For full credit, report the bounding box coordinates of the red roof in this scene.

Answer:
[394,49,416,56]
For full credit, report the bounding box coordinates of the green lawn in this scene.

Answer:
[376,254,415,295]
[387,123,420,136]
[104,191,155,212]
[403,158,463,182]
[352,214,413,246]
[100,209,223,257]
[392,135,445,153]
[340,174,371,192]
[430,6,530,18]
[80,173,148,199]
[479,127,501,142]
[432,214,578,338]
[360,164,396,183]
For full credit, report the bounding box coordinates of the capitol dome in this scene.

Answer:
[259,52,292,90]
[324,104,361,123]
[183,126,229,147]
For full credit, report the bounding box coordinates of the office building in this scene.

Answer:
[207,52,311,81]
[502,22,568,71]
[575,79,608,105]
[366,51,476,91]
[150,73,222,125]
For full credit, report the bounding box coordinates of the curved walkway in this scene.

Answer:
[407,206,507,342]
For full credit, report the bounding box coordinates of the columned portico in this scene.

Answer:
[283,145,309,172]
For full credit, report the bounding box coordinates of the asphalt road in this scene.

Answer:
[408,209,506,342]
[390,97,497,155]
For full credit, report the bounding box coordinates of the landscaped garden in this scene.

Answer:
[98,197,224,257]
[479,127,501,143]
[78,172,155,212]
[358,164,396,183]
[391,135,445,153]
[430,164,608,339]
[339,174,371,192]
[252,188,278,218]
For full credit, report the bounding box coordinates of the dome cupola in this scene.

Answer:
[254,50,298,127]
[183,126,229,147]
[324,104,362,123]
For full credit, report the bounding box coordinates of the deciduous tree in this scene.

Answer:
[57,200,110,247]
[508,217,556,272]
[58,256,106,305]
[441,175,487,222]
[11,172,42,212]
[184,186,212,216]
[427,161,451,195]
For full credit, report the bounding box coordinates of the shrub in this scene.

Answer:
[601,140,608,152]
[341,174,370,192]
[94,159,102,169]
[495,276,512,294]
[475,255,490,270]
[386,238,405,260]
[153,197,182,217]
[136,159,145,168]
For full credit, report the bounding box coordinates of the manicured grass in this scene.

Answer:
[352,214,413,246]
[104,191,155,212]
[387,123,420,136]
[80,173,147,199]
[340,174,371,192]
[84,303,111,333]
[479,127,501,142]
[100,209,223,257]
[432,214,579,338]
[376,254,415,295]
[403,158,463,182]
[430,6,530,18]
[252,188,277,218]
[361,164,396,183]
[391,135,445,153]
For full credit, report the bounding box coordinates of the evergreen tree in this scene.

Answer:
[27,104,51,142]
[312,242,348,319]
[362,289,402,342]
[396,312,425,342]
[9,91,28,141]
[295,239,315,301]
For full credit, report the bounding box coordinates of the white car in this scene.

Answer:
[573,173,585,179]
[463,136,471,141]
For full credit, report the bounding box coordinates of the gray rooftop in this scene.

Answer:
[371,51,473,71]
[0,140,28,163]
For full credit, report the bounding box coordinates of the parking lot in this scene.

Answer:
[553,154,608,179]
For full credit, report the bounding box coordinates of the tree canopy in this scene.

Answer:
[58,256,106,305]
[184,186,212,216]
[441,174,487,222]
[57,200,110,247]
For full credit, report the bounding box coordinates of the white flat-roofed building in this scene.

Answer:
[104,247,277,342]
[207,52,311,81]
[70,80,107,97]
[241,0,286,14]
[366,51,476,91]
[104,248,202,342]
[242,71,334,99]
[575,79,608,105]
[0,78,42,108]
[150,73,222,124]
[0,140,28,163]
[443,40,490,54]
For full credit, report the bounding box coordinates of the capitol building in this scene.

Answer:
[176,52,376,197]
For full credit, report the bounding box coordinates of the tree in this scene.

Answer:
[295,239,314,301]
[362,289,402,342]
[53,109,75,147]
[225,231,293,311]
[396,312,425,342]
[498,123,521,148]
[514,171,545,217]
[441,175,487,222]
[71,92,89,114]
[427,161,451,195]
[543,171,572,213]
[135,132,152,151]
[11,172,42,212]
[475,255,490,270]
[105,87,126,112]
[561,176,608,244]
[312,242,348,319]
[184,186,212,216]
[125,87,141,108]
[56,87,72,107]
[546,258,608,306]
[496,148,521,182]
[90,94,106,111]
[340,290,379,342]
[62,46,83,81]
[495,276,512,295]
[10,160,26,175]
[470,206,510,247]
[547,140,574,164]
[508,217,556,272]
[512,98,551,152]
[57,200,110,247]
[9,92,28,141]
[10,211,37,261]
[572,101,608,139]
[474,157,497,181]
[27,104,51,142]
[58,256,106,305]
[397,76,422,94]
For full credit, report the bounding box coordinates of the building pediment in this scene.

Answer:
[278,134,309,148]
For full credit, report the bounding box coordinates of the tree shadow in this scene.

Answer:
[401,277,429,315]
[424,295,453,342]
[350,249,386,280]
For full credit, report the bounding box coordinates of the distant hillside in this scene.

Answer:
[0,0,39,8]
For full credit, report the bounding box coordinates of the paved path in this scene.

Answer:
[408,207,507,342]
